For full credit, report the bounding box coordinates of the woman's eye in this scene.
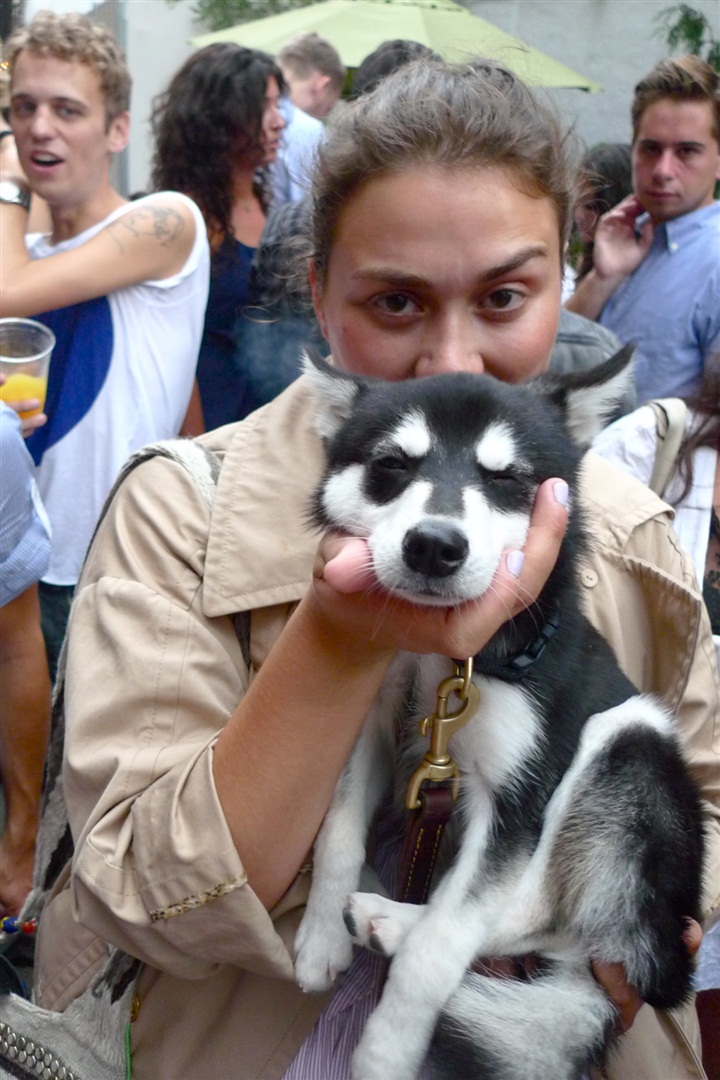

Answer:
[481,288,524,312]
[374,292,418,316]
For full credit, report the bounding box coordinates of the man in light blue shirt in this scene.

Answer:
[272,95,325,205]
[567,55,720,403]
[597,200,719,402]
[272,32,344,206]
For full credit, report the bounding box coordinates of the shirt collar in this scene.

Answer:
[660,199,720,252]
[279,96,296,125]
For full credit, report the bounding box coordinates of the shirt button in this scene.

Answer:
[669,241,679,252]
[581,568,598,588]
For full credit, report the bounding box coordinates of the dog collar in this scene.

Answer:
[470,599,561,683]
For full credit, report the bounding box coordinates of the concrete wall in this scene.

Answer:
[126,0,203,194]
[466,0,720,152]
[92,0,202,195]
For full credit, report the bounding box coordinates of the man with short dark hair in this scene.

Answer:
[567,55,720,403]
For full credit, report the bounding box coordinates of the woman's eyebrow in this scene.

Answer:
[351,268,430,288]
[352,245,550,288]
[477,246,550,281]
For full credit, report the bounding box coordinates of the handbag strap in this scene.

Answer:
[648,398,688,498]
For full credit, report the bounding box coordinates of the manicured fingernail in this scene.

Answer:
[554,480,569,506]
[507,550,524,577]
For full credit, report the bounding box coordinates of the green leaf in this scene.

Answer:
[654,4,720,69]
[180,0,317,32]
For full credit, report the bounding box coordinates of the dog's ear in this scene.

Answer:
[302,350,363,440]
[538,345,636,449]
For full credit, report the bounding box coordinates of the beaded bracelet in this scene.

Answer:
[0,916,38,936]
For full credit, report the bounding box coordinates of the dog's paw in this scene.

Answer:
[294,915,354,993]
[343,893,419,957]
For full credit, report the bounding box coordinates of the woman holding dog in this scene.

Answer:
[23,58,718,1079]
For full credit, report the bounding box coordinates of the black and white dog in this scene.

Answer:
[294,349,705,1080]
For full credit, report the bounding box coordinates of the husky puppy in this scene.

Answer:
[294,349,705,1080]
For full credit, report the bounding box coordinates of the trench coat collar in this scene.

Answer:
[201,376,326,617]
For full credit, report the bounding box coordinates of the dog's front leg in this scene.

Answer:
[350,809,497,1078]
[351,899,484,1080]
[294,709,390,993]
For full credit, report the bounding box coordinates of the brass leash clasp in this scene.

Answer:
[405,658,480,809]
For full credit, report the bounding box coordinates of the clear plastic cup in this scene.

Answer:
[0,318,56,419]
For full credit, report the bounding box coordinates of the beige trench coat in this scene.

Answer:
[33,377,720,1080]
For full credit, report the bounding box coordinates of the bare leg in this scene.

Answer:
[0,584,51,916]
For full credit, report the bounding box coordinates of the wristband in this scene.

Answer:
[0,179,31,212]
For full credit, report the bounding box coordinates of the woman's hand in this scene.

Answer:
[311,476,569,661]
[592,919,703,1032]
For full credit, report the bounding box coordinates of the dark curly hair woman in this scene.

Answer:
[151,44,285,430]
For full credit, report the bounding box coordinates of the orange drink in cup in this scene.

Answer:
[0,318,55,420]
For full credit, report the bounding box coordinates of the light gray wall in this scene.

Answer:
[466,0,720,152]
[88,0,720,195]
[125,0,202,194]
[92,0,202,195]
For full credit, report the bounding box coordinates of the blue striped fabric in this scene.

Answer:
[0,402,51,606]
[282,948,397,1080]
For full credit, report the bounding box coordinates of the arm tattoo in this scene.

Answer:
[107,205,186,252]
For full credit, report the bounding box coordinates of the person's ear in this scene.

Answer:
[107,111,130,155]
[312,72,332,109]
[309,258,329,340]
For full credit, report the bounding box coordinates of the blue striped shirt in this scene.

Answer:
[599,200,720,404]
[0,401,51,606]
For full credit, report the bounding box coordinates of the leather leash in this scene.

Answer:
[396,660,479,904]
[395,602,562,904]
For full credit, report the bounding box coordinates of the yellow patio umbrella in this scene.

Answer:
[191,0,602,92]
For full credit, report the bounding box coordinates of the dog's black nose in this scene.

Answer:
[402,524,469,578]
